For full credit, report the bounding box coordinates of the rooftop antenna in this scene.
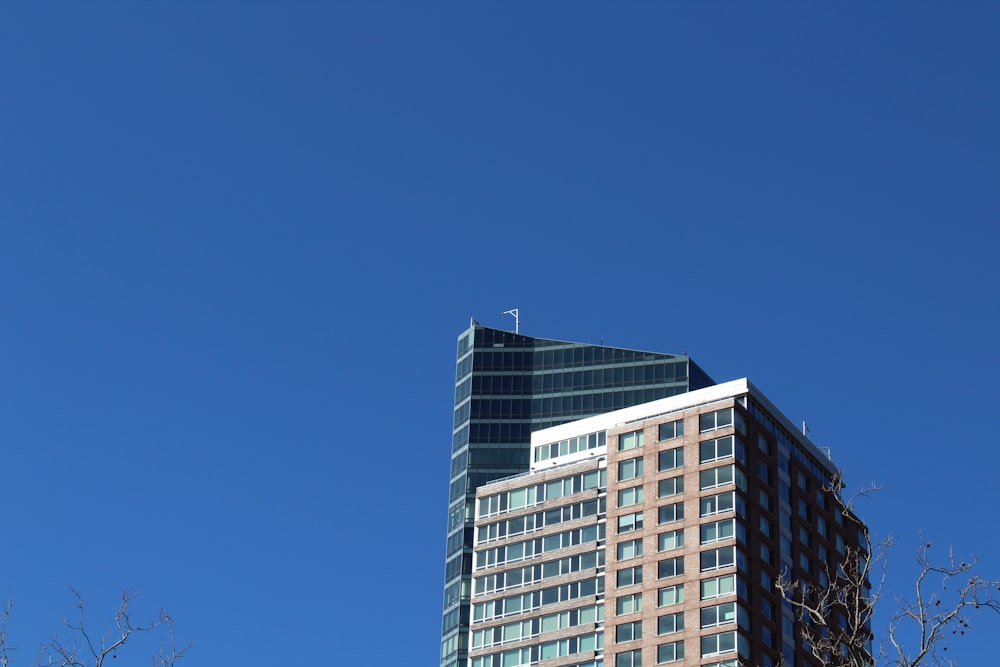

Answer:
[501,308,520,334]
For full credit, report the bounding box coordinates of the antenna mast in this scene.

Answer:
[501,308,520,334]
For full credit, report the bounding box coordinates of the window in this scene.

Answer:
[700,491,744,517]
[758,461,772,485]
[818,516,829,538]
[700,546,747,572]
[502,619,535,643]
[759,489,773,512]
[619,486,644,507]
[617,565,643,587]
[658,476,683,498]
[657,612,684,635]
[657,556,684,579]
[619,430,644,452]
[699,408,733,433]
[758,434,771,455]
[535,430,607,463]
[760,542,774,566]
[701,546,737,571]
[539,632,602,660]
[699,465,746,491]
[658,447,683,472]
[700,519,738,544]
[658,419,683,441]
[618,539,643,560]
[798,525,812,547]
[700,574,736,600]
[701,631,735,657]
[509,487,529,510]
[617,649,642,667]
[618,511,644,533]
[658,529,684,552]
[799,553,812,574]
[701,602,739,628]
[616,593,642,615]
[535,469,602,505]
[539,577,601,606]
[473,647,531,667]
[700,436,744,464]
[759,515,773,538]
[761,598,775,621]
[798,497,811,520]
[797,470,810,491]
[701,631,749,658]
[619,457,644,481]
[616,621,642,642]
[657,584,684,607]
[656,641,684,664]
[658,502,684,524]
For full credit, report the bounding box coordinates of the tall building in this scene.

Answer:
[441,324,715,667]
[468,379,869,667]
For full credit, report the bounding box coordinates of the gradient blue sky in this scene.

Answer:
[2,2,998,665]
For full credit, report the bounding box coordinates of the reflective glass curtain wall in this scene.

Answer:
[440,325,714,667]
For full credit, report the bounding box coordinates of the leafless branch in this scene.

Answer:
[151,613,190,667]
[1,599,13,667]
[883,538,1000,667]
[776,472,1000,667]
[0,591,188,667]
[776,472,880,667]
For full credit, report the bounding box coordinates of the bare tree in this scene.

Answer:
[1,600,14,667]
[0,591,189,667]
[883,541,1000,667]
[777,476,1000,667]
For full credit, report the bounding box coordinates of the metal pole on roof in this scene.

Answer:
[501,308,520,334]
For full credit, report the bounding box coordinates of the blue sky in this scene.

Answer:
[1,2,998,664]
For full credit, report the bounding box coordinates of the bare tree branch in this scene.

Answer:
[883,539,1000,667]
[152,613,190,667]
[776,473,1000,667]
[1,599,13,667]
[0,591,189,667]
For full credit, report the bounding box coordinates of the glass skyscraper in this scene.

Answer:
[440,323,714,667]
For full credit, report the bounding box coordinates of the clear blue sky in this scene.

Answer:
[2,2,998,664]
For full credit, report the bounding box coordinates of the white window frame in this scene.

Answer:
[658,529,684,552]
[619,485,644,507]
[616,593,643,615]
[700,574,736,600]
[657,584,684,607]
